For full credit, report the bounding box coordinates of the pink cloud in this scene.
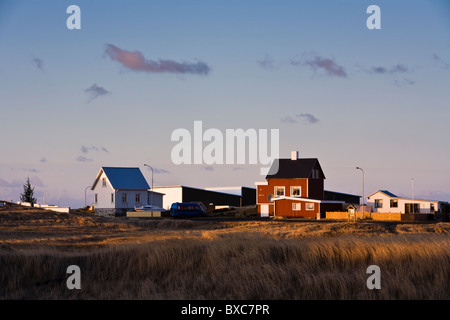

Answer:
[104,44,210,75]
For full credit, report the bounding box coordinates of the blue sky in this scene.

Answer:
[0,0,449,207]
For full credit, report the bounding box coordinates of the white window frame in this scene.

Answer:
[95,194,98,204]
[292,203,301,211]
[306,203,314,210]
[274,186,285,197]
[291,186,302,197]
[111,193,114,203]
[102,178,107,187]
[122,193,127,203]
[135,193,141,202]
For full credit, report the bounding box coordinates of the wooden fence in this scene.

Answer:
[326,211,402,221]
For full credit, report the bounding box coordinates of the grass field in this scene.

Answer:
[0,207,449,299]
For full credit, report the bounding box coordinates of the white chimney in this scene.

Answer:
[291,151,299,160]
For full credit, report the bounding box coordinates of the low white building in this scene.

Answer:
[91,167,164,216]
[367,190,447,215]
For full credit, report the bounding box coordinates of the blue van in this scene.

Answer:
[170,202,206,217]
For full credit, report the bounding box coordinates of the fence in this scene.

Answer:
[326,211,402,221]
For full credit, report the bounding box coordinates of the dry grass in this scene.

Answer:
[0,207,449,299]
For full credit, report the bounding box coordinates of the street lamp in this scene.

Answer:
[85,185,91,208]
[356,167,365,220]
[144,164,153,212]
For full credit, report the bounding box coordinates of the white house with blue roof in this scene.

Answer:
[91,167,164,216]
[367,190,447,215]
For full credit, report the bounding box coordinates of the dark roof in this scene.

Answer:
[324,190,361,198]
[93,167,150,190]
[265,158,325,179]
[379,190,398,198]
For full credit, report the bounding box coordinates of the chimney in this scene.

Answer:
[291,151,299,160]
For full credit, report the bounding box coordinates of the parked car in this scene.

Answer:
[170,202,206,217]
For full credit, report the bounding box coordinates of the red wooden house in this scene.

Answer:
[255,151,344,218]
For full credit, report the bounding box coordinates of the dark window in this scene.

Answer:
[390,199,398,208]
[375,199,383,208]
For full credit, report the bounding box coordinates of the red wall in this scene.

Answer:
[257,178,309,204]
[274,199,319,218]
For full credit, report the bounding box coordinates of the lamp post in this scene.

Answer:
[144,164,153,213]
[356,167,365,220]
[85,185,91,208]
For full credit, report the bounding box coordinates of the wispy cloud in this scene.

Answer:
[40,157,47,163]
[291,54,347,78]
[32,57,44,71]
[81,145,109,154]
[280,116,298,124]
[369,64,409,74]
[145,167,170,174]
[393,78,416,87]
[297,113,319,124]
[257,55,277,71]
[104,44,211,76]
[432,53,450,69]
[76,156,93,162]
[0,177,45,189]
[85,84,110,101]
[202,166,214,172]
[0,178,22,189]
[281,113,320,125]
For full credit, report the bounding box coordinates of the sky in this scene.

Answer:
[0,0,449,208]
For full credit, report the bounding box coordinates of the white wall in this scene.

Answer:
[93,171,115,209]
[115,190,148,209]
[147,191,163,208]
[152,187,183,210]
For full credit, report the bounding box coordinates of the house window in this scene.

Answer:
[275,186,285,197]
[102,178,107,187]
[122,193,127,203]
[430,203,435,212]
[111,193,114,203]
[136,193,140,202]
[390,199,398,208]
[375,199,383,208]
[291,186,301,197]
[292,203,301,211]
[95,194,98,204]
[306,203,314,210]
[311,169,319,179]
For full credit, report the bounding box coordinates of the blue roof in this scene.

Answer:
[102,167,150,190]
[379,190,398,198]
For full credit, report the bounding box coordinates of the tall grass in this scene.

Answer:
[1,233,449,300]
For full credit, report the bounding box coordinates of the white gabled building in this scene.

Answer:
[367,190,447,215]
[91,167,164,216]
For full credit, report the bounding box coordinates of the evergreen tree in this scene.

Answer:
[20,177,37,207]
